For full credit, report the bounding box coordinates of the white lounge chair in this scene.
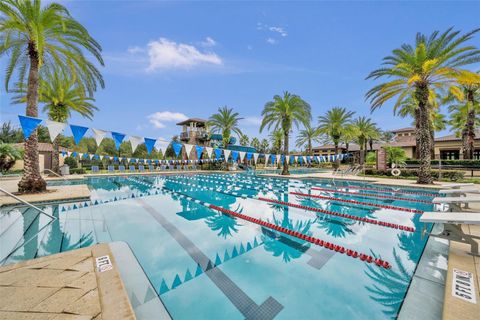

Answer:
[421,211,480,255]
[440,182,474,189]
[439,187,479,196]
[433,195,480,211]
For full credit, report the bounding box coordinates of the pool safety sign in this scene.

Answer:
[452,268,476,304]
[96,255,113,273]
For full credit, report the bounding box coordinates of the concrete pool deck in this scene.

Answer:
[0,177,91,207]
[0,243,135,319]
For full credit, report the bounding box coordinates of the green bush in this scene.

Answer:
[363,168,465,181]
[70,168,86,174]
[405,159,480,167]
[64,156,78,169]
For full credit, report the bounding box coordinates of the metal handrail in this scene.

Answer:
[43,169,67,180]
[0,187,56,220]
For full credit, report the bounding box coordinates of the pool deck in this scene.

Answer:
[0,177,91,207]
[0,243,136,319]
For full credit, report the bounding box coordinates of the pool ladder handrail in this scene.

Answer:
[0,186,56,220]
[43,169,67,181]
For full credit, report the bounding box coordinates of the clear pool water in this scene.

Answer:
[0,173,438,319]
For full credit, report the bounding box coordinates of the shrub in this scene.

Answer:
[64,156,78,169]
[363,168,465,181]
[70,168,86,174]
[0,143,23,173]
[405,159,480,167]
[385,146,407,167]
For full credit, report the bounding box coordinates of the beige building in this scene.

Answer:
[12,143,67,172]
[312,127,480,160]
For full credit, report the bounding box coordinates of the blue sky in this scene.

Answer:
[1,1,479,147]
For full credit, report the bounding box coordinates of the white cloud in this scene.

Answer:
[266,38,277,45]
[127,46,145,54]
[242,116,262,126]
[146,38,222,71]
[201,37,217,47]
[148,111,188,129]
[269,26,288,37]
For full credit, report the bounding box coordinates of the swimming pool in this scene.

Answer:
[0,173,438,319]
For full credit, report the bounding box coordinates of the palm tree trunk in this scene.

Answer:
[334,142,339,169]
[464,92,476,159]
[415,84,433,184]
[282,131,289,175]
[415,108,421,159]
[18,43,46,193]
[52,136,60,174]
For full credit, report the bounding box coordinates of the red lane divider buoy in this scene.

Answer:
[258,197,415,232]
[290,192,424,214]
[310,187,432,204]
[208,204,391,269]
[325,185,437,197]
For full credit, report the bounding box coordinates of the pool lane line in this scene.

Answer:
[162,177,416,233]
[290,192,424,214]
[208,204,392,269]
[321,185,438,197]
[258,197,415,233]
[136,197,285,319]
[205,173,438,196]
[156,184,392,269]
[310,187,433,204]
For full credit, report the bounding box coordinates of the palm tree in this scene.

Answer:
[13,70,97,174]
[394,93,446,158]
[208,106,243,147]
[260,91,312,175]
[239,134,249,146]
[317,107,355,167]
[269,129,283,154]
[260,139,269,154]
[445,73,480,159]
[0,0,104,192]
[350,116,380,164]
[366,28,480,184]
[250,137,260,151]
[296,125,321,156]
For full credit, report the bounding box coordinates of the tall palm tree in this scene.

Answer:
[296,125,321,156]
[445,73,480,159]
[269,129,283,154]
[317,107,355,167]
[260,91,312,175]
[239,134,249,146]
[208,106,243,147]
[250,137,260,151]
[350,116,380,164]
[366,28,480,184]
[394,93,446,158]
[13,70,97,174]
[0,0,104,192]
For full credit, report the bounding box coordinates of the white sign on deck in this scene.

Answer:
[452,268,477,304]
[95,255,113,273]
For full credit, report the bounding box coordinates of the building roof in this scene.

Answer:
[390,127,415,133]
[13,143,68,152]
[435,129,480,142]
[176,118,207,126]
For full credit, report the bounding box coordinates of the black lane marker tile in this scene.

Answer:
[137,198,284,319]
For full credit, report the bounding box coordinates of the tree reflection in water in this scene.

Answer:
[364,248,411,318]
[261,204,314,263]
[206,213,241,239]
